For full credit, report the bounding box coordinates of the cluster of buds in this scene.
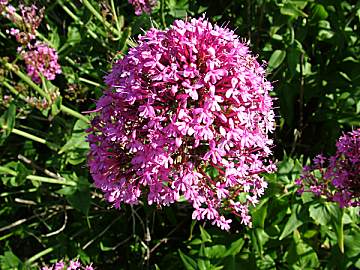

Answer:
[2,3,44,44]
[0,0,8,11]
[296,129,360,208]
[128,0,157,15]
[25,91,60,110]
[88,17,275,230]
[0,95,13,107]
[41,259,94,270]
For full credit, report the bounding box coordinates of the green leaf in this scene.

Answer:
[49,26,61,50]
[67,188,91,215]
[252,198,268,228]
[67,25,81,46]
[51,95,62,117]
[317,20,334,40]
[12,162,31,187]
[199,226,212,243]
[178,249,197,270]
[309,203,331,225]
[287,47,301,77]
[286,231,320,269]
[197,244,210,270]
[280,3,308,19]
[223,238,245,257]
[279,211,303,240]
[205,166,219,179]
[167,0,189,18]
[345,231,360,258]
[311,4,328,21]
[205,245,227,259]
[268,50,286,72]
[118,27,131,56]
[0,103,16,145]
[0,250,22,270]
[59,119,90,154]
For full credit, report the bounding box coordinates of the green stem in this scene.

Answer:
[65,56,92,75]
[161,0,167,28]
[81,0,137,47]
[82,0,118,34]
[0,166,76,186]
[58,0,104,44]
[3,62,90,123]
[0,188,37,197]
[4,6,55,48]
[2,81,27,101]
[60,105,89,123]
[27,175,76,185]
[11,128,47,144]
[79,77,102,87]
[337,208,344,254]
[110,0,122,33]
[4,62,50,101]
[27,246,58,264]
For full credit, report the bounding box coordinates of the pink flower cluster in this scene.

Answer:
[128,0,157,15]
[87,17,275,230]
[21,42,62,83]
[41,259,94,270]
[1,2,61,83]
[2,3,44,43]
[296,129,360,208]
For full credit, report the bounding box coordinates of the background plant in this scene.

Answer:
[0,0,359,269]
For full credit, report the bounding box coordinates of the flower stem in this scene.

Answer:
[337,207,344,254]
[60,104,90,123]
[27,246,59,264]
[58,0,105,45]
[161,0,167,28]
[3,62,50,101]
[81,0,119,34]
[2,80,26,101]
[3,61,90,123]
[11,128,47,144]
[0,166,76,186]
[110,0,122,33]
[81,0,137,47]
[79,77,102,87]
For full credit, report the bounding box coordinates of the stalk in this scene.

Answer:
[3,62,50,101]
[11,128,47,144]
[0,166,76,186]
[2,81,27,101]
[81,0,137,47]
[3,61,90,123]
[27,246,59,264]
[336,208,344,254]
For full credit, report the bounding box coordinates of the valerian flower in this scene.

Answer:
[296,129,360,208]
[41,259,94,270]
[21,42,61,83]
[128,0,157,15]
[87,17,276,230]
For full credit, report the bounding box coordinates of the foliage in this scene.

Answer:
[0,0,359,269]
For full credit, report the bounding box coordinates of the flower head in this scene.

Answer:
[88,17,276,229]
[41,259,94,270]
[296,128,360,207]
[21,42,61,83]
[128,0,157,15]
